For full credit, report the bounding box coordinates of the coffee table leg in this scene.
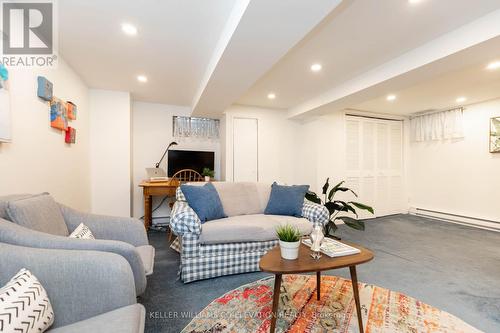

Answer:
[349,266,364,333]
[316,271,321,301]
[270,274,282,333]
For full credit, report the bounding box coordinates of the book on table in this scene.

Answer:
[302,238,360,257]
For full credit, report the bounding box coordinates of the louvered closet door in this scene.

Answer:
[345,116,405,218]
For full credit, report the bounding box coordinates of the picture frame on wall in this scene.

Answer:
[0,64,11,142]
[490,117,500,153]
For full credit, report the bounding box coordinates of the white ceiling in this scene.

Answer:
[59,0,236,105]
[352,37,500,115]
[58,0,500,119]
[191,0,342,117]
[237,0,500,110]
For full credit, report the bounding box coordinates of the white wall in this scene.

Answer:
[222,106,354,193]
[409,99,500,222]
[0,60,91,211]
[294,112,347,194]
[89,89,131,216]
[131,102,221,223]
[223,105,299,184]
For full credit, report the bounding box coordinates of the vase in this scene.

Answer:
[204,176,210,182]
[279,240,300,260]
[310,225,324,260]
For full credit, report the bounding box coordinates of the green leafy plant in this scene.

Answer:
[202,168,215,178]
[275,224,301,242]
[305,178,374,237]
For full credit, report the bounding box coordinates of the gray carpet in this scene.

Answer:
[139,214,500,333]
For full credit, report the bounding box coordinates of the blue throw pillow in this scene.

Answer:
[264,182,310,217]
[180,183,226,223]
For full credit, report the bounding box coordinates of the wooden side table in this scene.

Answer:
[139,179,180,229]
[259,242,374,333]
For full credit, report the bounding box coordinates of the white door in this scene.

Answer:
[345,116,405,218]
[233,117,258,182]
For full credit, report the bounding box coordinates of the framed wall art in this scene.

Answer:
[0,63,11,142]
[490,117,500,153]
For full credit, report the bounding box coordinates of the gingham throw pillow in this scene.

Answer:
[69,223,95,239]
[0,269,55,332]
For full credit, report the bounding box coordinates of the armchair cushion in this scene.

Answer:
[6,193,69,236]
[0,268,55,333]
[0,194,31,219]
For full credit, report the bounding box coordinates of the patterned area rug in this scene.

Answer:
[181,275,482,333]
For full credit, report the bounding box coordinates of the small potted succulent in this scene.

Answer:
[275,224,301,260]
[202,168,215,182]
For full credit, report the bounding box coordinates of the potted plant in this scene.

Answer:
[305,178,374,239]
[202,168,215,182]
[275,224,301,260]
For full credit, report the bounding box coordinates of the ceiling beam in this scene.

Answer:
[288,9,500,119]
[191,0,343,118]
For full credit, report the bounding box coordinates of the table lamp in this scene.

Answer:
[155,141,178,168]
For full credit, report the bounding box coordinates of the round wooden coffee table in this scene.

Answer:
[259,242,374,333]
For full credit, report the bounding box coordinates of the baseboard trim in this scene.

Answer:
[410,207,500,232]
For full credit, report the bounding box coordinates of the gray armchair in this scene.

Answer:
[0,194,154,295]
[0,242,145,332]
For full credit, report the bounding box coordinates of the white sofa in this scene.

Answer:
[170,182,329,283]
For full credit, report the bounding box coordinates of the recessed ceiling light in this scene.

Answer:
[386,94,397,101]
[122,23,138,36]
[310,63,322,72]
[137,75,147,83]
[456,97,467,103]
[486,61,500,70]
[267,93,276,100]
[408,0,421,4]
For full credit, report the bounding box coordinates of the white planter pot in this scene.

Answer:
[279,240,300,260]
[204,176,210,182]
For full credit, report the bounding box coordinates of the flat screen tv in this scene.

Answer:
[167,150,215,177]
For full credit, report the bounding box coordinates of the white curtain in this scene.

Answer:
[410,108,464,142]
[173,116,219,139]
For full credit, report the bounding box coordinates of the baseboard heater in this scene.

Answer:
[410,208,500,232]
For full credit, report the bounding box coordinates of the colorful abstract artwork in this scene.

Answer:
[0,63,11,142]
[50,99,68,130]
[490,117,500,153]
[0,63,8,82]
[39,77,79,144]
[65,127,76,144]
[66,101,77,120]
[37,76,53,101]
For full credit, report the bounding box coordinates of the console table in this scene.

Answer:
[139,179,180,229]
